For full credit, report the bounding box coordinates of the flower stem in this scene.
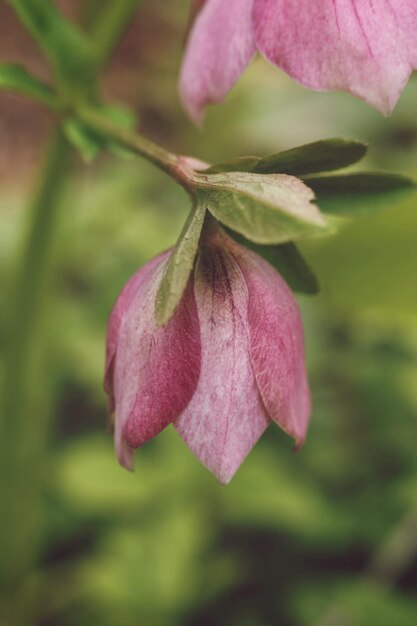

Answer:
[78,107,190,185]
[4,129,69,412]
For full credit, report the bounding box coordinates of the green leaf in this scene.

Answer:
[0,63,58,108]
[253,139,368,176]
[226,230,319,294]
[305,172,417,216]
[9,0,95,94]
[155,202,206,326]
[194,172,328,245]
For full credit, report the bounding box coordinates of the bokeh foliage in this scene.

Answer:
[0,1,416,625]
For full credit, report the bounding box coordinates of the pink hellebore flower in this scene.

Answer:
[105,228,311,484]
[180,0,417,123]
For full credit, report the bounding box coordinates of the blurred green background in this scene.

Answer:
[1,2,417,625]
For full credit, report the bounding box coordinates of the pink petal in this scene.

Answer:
[175,240,269,484]
[180,0,256,124]
[111,255,201,470]
[231,239,311,446]
[104,253,167,408]
[253,0,417,114]
[187,0,209,28]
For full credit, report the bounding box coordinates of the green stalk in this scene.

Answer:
[1,2,145,624]
[79,107,183,180]
[3,129,69,427]
[0,127,71,624]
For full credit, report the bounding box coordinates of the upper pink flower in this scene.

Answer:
[180,0,417,123]
[105,228,311,484]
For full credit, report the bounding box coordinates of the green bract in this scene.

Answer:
[153,144,416,324]
[156,202,206,326]
[204,138,368,176]
[193,171,327,245]
[155,166,328,325]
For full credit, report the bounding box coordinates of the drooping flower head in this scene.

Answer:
[180,0,417,123]
[105,225,311,483]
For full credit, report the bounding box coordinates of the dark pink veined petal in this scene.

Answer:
[230,239,311,446]
[180,0,256,124]
[175,241,269,485]
[253,0,417,114]
[111,255,201,470]
[104,252,169,409]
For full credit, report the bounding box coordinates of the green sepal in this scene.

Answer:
[155,202,206,326]
[304,172,417,216]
